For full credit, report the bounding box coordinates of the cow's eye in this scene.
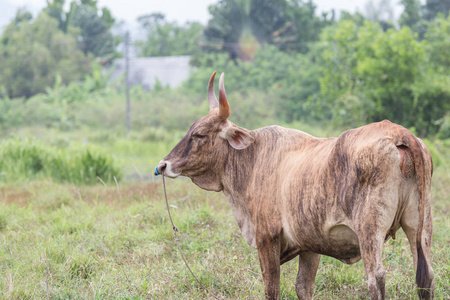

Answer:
[193,134,206,139]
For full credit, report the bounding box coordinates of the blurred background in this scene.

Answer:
[0,0,449,181]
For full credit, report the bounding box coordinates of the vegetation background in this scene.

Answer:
[0,0,449,298]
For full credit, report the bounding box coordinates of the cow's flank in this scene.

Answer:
[156,72,434,300]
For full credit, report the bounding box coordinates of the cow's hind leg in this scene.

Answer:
[357,188,396,300]
[295,252,321,300]
[359,231,387,300]
[401,199,435,299]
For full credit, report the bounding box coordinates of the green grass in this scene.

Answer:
[0,137,121,185]
[0,166,448,299]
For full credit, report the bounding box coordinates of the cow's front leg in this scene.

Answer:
[295,252,321,299]
[256,234,281,300]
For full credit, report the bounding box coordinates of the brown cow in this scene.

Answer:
[155,72,434,300]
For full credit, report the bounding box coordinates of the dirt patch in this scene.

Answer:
[0,186,32,207]
[71,182,163,207]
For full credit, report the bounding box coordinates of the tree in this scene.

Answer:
[0,11,91,98]
[317,20,366,124]
[44,0,116,59]
[286,0,334,53]
[425,15,450,69]
[414,15,450,135]
[70,4,115,58]
[363,0,395,31]
[318,19,450,135]
[203,0,246,59]
[399,0,422,29]
[423,0,450,20]
[135,13,203,57]
[202,0,332,59]
[249,0,288,45]
[399,0,429,38]
[356,25,424,125]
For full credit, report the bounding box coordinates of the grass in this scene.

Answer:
[0,137,121,185]
[0,126,448,299]
[0,166,448,299]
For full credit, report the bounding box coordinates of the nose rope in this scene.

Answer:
[161,173,221,299]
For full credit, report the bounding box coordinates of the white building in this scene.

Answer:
[109,56,191,90]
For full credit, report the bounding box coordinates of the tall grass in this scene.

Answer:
[0,138,121,184]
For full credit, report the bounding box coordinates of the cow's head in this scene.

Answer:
[155,72,254,191]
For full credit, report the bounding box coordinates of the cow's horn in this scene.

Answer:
[208,72,218,110]
[218,73,230,120]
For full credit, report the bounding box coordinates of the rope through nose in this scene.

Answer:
[161,173,221,299]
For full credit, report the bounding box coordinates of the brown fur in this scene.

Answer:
[156,73,434,300]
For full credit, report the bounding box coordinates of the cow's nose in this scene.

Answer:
[155,162,167,176]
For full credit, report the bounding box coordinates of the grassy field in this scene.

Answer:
[0,128,449,299]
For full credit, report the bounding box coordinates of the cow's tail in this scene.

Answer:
[404,132,433,298]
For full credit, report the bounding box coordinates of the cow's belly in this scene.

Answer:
[321,224,361,264]
[281,224,361,265]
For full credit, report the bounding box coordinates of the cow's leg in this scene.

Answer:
[401,199,435,299]
[295,252,321,300]
[256,235,281,300]
[359,231,387,300]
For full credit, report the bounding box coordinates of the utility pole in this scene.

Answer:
[124,31,131,135]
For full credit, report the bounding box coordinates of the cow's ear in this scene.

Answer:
[220,126,254,150]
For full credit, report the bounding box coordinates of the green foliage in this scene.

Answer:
[0,138,121,184]
[203,0,245,59]
[70,3,116,58]
[400,0,422,28]
[1,0,449,139]
[135,13,203,57]
[0,61,114,131]
[202,0,332,59]
[435,113,450,139]
[45,0,116,58]
[318,19,450,135]
[316,20,364,124]
[187,45,320,124]
[0,12,91,98]
[399,0,427,37]
[425,15,450,70]
[423,0,450,20]
[357,25,424,123]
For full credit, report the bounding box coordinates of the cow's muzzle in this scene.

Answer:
[155,162,167,176]
[155,161,180,178]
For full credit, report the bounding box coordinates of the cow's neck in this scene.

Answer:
[219,128,276,248]
[222,141,258,196]
[220,126,286,196]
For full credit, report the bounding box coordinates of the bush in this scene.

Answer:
[0,138,121,184]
